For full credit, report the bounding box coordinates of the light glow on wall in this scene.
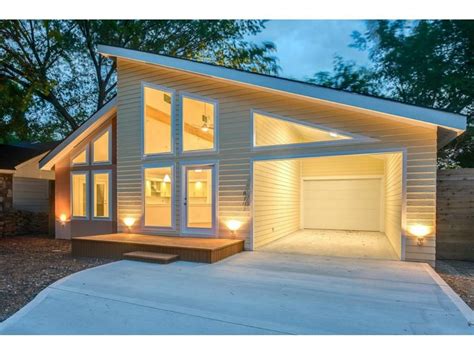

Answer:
[123,217,136,228]
[226,219,243,237]
[409,224,431,246]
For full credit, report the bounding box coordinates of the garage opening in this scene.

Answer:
[253,153,403,260]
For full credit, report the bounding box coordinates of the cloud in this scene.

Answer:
[249,20,370,80]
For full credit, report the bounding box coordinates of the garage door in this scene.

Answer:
[303,178,382,231]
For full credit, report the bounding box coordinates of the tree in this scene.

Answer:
[310,20,474,168]
[0,20,279,142]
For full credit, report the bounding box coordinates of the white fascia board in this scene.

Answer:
[99,45,466,132]
[39,98,117,170]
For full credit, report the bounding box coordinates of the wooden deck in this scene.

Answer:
[71,233,244,263]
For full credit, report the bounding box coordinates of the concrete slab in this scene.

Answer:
[1,252,472,334]
[261,229,399,260]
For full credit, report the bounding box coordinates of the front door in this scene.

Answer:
[183,164,216,235]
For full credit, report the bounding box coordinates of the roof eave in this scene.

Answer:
[39,98,117,170]
[99,44,467,133]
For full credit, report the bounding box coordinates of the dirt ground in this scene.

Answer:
[436,260,474,310]
[0,236,111,322]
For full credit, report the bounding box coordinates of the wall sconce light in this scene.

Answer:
[123,217,136,233]
[409,224,430,246]
[59,213,68,226]
[226,219,242,237]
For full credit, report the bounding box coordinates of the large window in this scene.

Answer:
[72,172,88,218]
[92,128,111,164]
[253,111,351,148]
[143,85,173,155]
[72,148,88,166]
[182,95,216,152]
[93,171,111,218]
[144,166,173,228]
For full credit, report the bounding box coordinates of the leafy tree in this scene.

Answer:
[310,20,474,168]
[0,20,279,143]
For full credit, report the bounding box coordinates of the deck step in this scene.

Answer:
[123,251,179,264]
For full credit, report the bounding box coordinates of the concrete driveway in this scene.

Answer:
[1,252,473,335]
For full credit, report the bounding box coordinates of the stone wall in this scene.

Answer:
[0,173,49,237]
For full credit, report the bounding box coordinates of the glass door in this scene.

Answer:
[183,164,216,235]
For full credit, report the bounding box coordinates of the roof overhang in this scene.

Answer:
[39,98,117,170]
[99,44,467,133]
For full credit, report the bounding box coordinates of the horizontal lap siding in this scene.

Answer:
[253,160,300,248]
[384,153,403,258]
[117,59,438,261]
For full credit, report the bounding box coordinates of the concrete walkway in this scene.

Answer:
[261,229,398,260]
[1,252,473,335]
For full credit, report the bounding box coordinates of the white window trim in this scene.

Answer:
[180,159,219,237]
[71,144,89,167]
[250,109,379,152]
[70,171,90,220]
[91,170,113,221]
[91,125,112,165]
[141,162,176,231]
[179,92,219,155]
[141,82,176,159]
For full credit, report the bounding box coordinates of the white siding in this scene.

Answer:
[253,159,300,248]
[384,153,403,258]
[116,58,438,262]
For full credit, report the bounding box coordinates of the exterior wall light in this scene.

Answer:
[123,217,136,232]
[409,224,430,246]
[59,213,68,226]
[226,219,242,237]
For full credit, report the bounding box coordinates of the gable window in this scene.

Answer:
[71,172,88,218]
[182,95,217,152]
[72,148,88,166]
[92,127,111,164]
[143,84,174,155]
[93,171,111,219]
[252,111,352,148]
[144,165,174,228]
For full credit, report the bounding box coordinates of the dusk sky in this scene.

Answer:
[249,20,370,80]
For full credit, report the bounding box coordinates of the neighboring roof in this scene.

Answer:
[99,44,467,132]
[0,142,58,171]
[39,98,117,170]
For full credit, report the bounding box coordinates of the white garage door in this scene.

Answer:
[303,178,382,231]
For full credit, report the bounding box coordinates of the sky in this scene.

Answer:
[248,20,370,80]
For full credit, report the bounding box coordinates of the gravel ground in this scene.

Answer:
[436,260,474,310]
[0,236,111,322]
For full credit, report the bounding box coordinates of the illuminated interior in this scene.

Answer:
[186,168,213,228]
[93,129,110,163]
[182,97,215,152]
[144,166,173,227]
[253,112,351,147]
[72,149,87,165]
[144,86,173,154]
[72,173,87,217]
[93,172,110,218]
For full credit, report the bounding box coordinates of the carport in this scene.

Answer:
[252,152,404,260]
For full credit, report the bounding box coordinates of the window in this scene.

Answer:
[143,85,173,155]
[72,148,88,165]
[72,172,88,218]
[144,166,173,228]
[253,111,351,148]
[182,95,216,152]
[92,128,111,163]
[93,171,111,218]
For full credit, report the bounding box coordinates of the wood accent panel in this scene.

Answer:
[436,168,474,261]
[72,233,244,263]
[116,58,438,262]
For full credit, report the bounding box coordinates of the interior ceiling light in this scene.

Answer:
[329,132,339,138]
[163,174,171,183]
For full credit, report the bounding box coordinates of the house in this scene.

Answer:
[39,45,466,264]
[0,142,56,236]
